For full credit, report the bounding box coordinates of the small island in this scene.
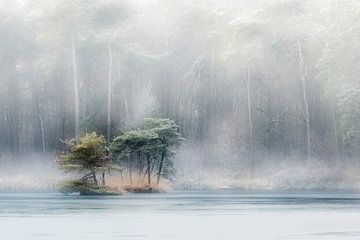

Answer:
[57,118,183,195]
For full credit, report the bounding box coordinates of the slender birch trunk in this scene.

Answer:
[211,39,217,126]
[123,89,130,127]
[246,68,254,166]
[71,35,80,141]
[297,40,311,161]
[38,113,45,153]
[107,40,113,144]
[331,101,341,163]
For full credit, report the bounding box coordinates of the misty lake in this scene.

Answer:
[0,191,360,240]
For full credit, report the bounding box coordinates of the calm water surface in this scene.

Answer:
[0,191,360,240]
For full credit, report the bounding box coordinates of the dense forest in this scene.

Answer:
[1,0,360,186]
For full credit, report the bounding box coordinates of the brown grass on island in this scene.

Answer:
[106,176,171,193]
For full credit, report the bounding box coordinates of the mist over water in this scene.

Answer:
[174,146,360,191]
[1,152,360,192]
[0,154,69,191]
[1,0,360,191]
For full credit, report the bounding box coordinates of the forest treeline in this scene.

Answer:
[1,0,360,169]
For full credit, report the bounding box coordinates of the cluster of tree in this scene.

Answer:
[110,118,183,186]
[1,0,360,173]
[58,118,182,194]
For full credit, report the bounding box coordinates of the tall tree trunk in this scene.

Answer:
[246,68,254,167]
[6,68,20,154]
[156,151,166,186]
[71,35,80,141]
[107,40,113,144]
[129,157,133,186]
[117,161,124,183]
[90,167,98,186]
[146,155,151,185]
[138,151,144,176]
[123,89,130,127]
[59,115,66,150]
[297,40,311,161]
[38,113,45,153]
[211,39,217,126]
[101,171,106,186]
[331,101,341,163]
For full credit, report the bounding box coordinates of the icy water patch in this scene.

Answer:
[0,191,360,239]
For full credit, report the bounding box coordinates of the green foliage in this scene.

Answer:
[60,132,110,171]
[111,118,183,160]
[58,179,120,195]
[110,129,158,160]
[143,118,184,154]
[58,132,115,194]
[110,118,183,184]
[143,118,183,142]
[58,179,94,194]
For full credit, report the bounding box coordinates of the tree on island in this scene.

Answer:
[58,132,119,195]
[56,118,182,194]
[110,129,158,185]
[143,118,183,185]
[110,118,183,188]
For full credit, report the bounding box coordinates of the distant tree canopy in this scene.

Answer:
[110,118,183,186]
[1,0,360,173]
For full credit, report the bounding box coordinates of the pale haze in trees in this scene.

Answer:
[1,0,360,188]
